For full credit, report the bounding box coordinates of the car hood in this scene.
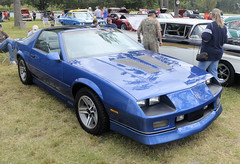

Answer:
[71,50,211,100]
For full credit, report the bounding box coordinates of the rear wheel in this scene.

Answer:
[121,24,127,30]
[218,60,235,87]
[18,57,32,85]
[74,87,109,135]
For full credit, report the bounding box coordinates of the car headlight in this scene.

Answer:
[205,78,211,85]
[137,96,161,107]
[137,99,147,107]
[149,96,160,106]
[205,77,222,95]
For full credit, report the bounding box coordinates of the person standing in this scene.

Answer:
[32,11,36,21]
[102,7,108,22]
[198,8,228,80]
[137,9,162,53]
[94,6,102,19]
[7,10,10,21]
[0,24,15,65]
[0,11,2,22]
[3,11,8,21]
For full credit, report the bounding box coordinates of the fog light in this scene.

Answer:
[176,115,184,122]
[153,120,168,129]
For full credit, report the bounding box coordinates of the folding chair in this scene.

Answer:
[0,49,9,64]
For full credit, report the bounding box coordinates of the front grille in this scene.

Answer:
[175,102,214,127]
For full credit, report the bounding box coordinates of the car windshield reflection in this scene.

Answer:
[73,12,92,19]
[62,29,144,61]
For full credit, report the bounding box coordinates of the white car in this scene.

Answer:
[124,18,240,86]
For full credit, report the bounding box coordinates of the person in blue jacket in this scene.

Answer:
[104,18,117,28]
[198,8,228,80]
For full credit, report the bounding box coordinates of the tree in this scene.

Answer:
[0,0,13,8]
[13,0,21,27]
[23,0,50,11]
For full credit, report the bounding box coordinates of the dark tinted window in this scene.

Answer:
[34,31,60,54]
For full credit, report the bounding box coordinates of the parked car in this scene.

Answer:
[21,9,32,21]
[58,10,106,26]
[158,13,173,19]
[107,13,134,30]
[13,26,222,145]
[124,18,240,86]
[157,18,240,86]
[108,7,129,14]
[179,9,202,19]
[224,16,240,39]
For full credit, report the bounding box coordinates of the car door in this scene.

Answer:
[111,14,119,27]
[188,24,207,65]
[29,30,65,92]
[66,12,73,25]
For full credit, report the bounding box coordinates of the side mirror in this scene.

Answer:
[47,52,60,61]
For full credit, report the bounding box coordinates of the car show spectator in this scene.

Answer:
[104,18,117,28]
[137,9,162,53]
[27,25,39,37]
[3,11,8,21]
[94,6,102,19]
[0,24,15,65]
[32,11,36,21]
[91,19,100,28]
[0,11,2,22]
[88,7,92,13]
[198,8,228,79]
[102,7,108,21]
[7,10,10,21]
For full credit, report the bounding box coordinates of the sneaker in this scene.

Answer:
[10,61,17,65]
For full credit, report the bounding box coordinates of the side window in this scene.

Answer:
[34,31,60,54]
[165,23,192,37]
[67,13,72,18]
[120,15,126,19]
[190,24,207,39]
[110,14,115,18]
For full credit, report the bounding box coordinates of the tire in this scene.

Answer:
[121,24,127,30]
[74,87,109,135]
[18,57,32,85]
[217,60,235,87]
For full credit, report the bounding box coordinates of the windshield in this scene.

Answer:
[62,29,144,61]
[73,12,93,19]
[227,20,240,30]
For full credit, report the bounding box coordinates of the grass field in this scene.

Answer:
[0,20,240,164]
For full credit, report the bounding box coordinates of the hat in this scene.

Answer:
[32,25,39,33]
[148,9,157,15]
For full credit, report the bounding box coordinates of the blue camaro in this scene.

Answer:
[14,26,222,145]
[58,10,106,26]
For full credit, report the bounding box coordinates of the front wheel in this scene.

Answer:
[74,87,109,135]
[218,60,235,87]
[18,57,32,85]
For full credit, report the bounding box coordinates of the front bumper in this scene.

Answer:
[110,103,222,145]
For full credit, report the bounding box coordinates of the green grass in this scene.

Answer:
[1,21,240,163]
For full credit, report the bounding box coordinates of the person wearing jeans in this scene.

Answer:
[198,8,228,80]
[0,24,15,65]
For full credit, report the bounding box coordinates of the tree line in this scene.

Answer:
[1,0,240,13]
